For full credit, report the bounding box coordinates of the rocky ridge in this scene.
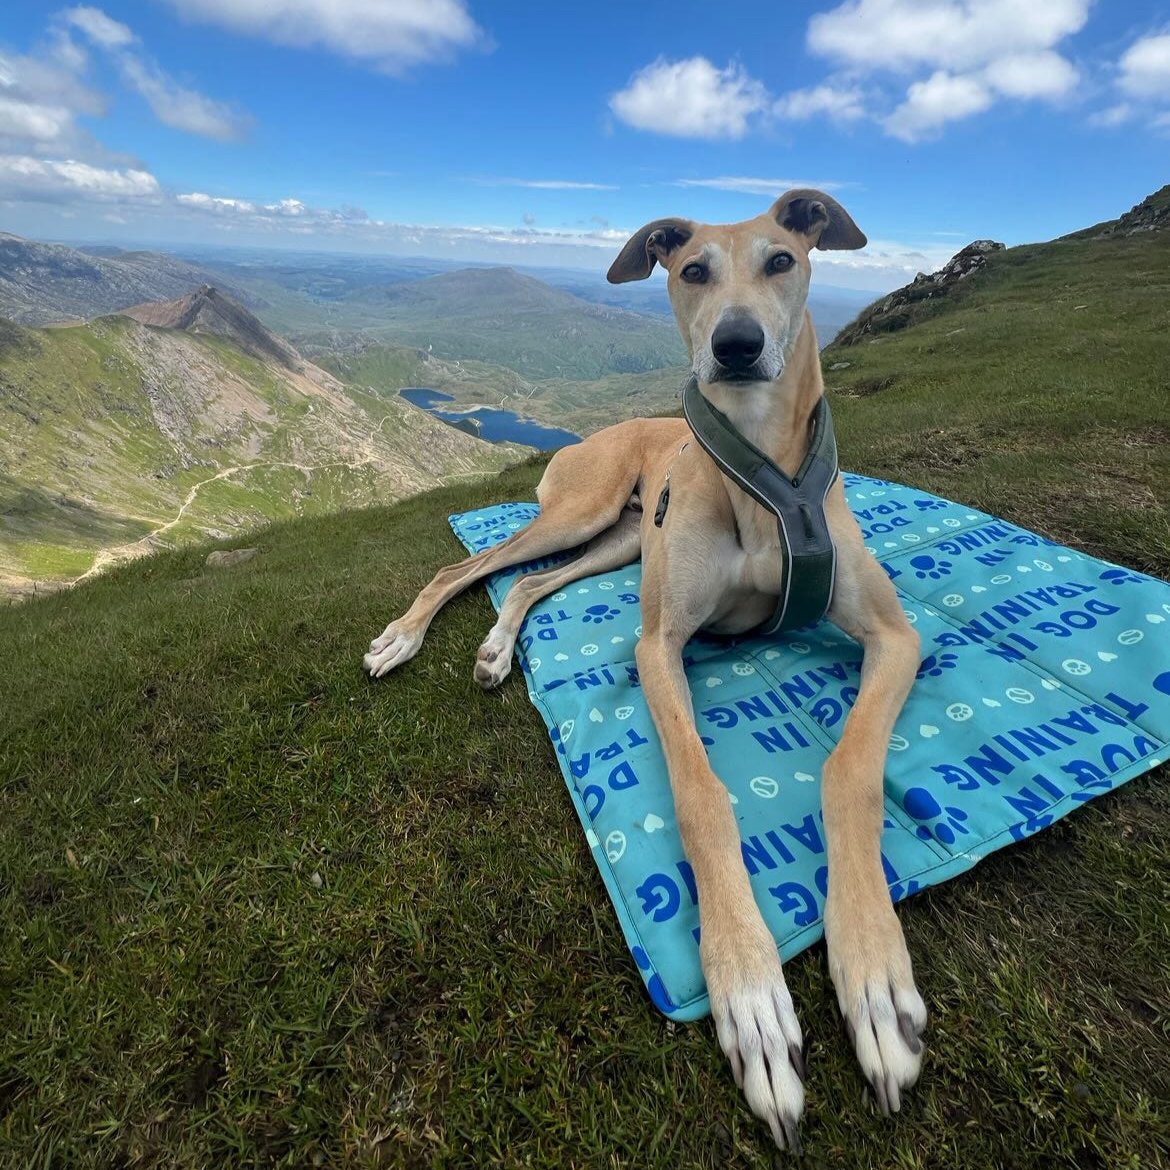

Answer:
[832,240,1005,347]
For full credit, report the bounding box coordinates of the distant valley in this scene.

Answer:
[0,228,882,596]
[0,286,522,596]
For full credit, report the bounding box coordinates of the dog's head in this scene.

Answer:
[608,190,866,386]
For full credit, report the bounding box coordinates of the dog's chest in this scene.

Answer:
[703,525,787,634]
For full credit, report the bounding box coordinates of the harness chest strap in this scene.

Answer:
[679,375,839,635]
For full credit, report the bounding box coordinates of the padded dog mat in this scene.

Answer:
[449,473,1170,1021]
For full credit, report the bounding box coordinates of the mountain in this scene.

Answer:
[830,240,1006,347]
[0,301,524,596]
[820,186,1168,576]
[120,285,302,370]
[329,266,687,380]
[1,192,1166,1170]
[1063,182,1170,240]
[0,233,255,325]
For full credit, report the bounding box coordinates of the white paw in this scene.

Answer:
[710,975,805,1152]
[363,621,422,678]
[838,976,927,1115]
[473,628,514,690]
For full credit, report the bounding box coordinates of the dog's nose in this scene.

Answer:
[711,313,765,372]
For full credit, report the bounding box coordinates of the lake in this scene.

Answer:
[400,388,581,451]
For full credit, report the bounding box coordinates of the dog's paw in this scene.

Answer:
[473,627,514,689]
[709,958,805,1152]
[826,904,926,1115]
[364,621,422,678]
[839,975,926,1115]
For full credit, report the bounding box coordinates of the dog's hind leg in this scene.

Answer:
[364,432,642,678]
[474,505,642,688]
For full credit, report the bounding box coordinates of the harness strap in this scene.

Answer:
[681,374,839,634]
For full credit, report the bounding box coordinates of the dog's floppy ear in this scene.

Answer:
[607,218,695,283]
[769,189,867,251]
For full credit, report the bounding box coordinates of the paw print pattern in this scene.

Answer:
[916,651,960,679]
[910,554,954,581]
[913,498,948,512]
[582,604,621,624]
[1099,567,1144,587]
[903,787,971,845]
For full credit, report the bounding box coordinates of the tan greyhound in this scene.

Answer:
[364,190,927,1150]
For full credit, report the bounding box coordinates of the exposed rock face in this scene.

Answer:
[120,286,303,371]
[1097,185,1170,238]
[206,548,259,569]
[832,240,1005,347]
[0,233,252,325]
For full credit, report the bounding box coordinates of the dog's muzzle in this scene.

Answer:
[703,310,783,383]
[711,312,765,374]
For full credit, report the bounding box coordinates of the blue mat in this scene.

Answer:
[449,474,1170,1021]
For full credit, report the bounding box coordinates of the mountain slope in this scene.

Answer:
[0,310,524,594]
[1,183,1168,1164]
[120,285,303,370]
[820,198,1169,575]
[324,265,687,380]
[0,234,254,325]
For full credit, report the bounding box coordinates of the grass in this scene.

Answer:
[0,317,521,588]
[2,226,1169,1167]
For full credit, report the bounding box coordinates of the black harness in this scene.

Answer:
[657,375,839,635]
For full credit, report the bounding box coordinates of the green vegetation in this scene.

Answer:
[0,315,523,593]
[822,229,1170,574]
[2,218,1169,1167]
[288,267,686,381]
[315,339,691,437]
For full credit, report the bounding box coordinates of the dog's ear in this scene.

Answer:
[607,218,695,283]
[769,189,867,251]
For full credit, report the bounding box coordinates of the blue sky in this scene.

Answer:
[1,0,1168,291]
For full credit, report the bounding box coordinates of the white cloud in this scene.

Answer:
[884,71,994,141]
[983,51,1079,99]
[117,56,251,141]
[0,153,159,201]
[0,96,75,143]
[774,84,867,123]
[808,0,1090,74]
[610,57,769,139]
[59,7,251,142]
[675,176,847,196]
[177,191,257,213]
[1118,33,1170,99]
[1088,102,1134,128]
[0,46,107,156]
[806,0,1088,142]
[60,6,136,49]
[474,178,617,190]
[156,0,486,74]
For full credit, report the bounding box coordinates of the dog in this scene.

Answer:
[364,190,927,1150]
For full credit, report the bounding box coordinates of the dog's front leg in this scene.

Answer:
[822,512,928,1114]
[637,618,805,1151]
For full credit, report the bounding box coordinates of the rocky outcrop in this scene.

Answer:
[119,286,302,371]
[1097,185,1170,238]
[0,233,253,325]
[832,240,1005,347]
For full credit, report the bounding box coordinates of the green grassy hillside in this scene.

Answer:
[822,227,1170,574]
[0,315,524,595]
[291,266,687,381]
[314,338,691,436]
[1,219,1167,1167]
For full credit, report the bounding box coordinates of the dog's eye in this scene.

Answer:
[767,252,795,275]
[680,263,707,284]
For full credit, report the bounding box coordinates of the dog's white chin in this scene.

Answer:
[694,340,786,386]
[694,359,785,386]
